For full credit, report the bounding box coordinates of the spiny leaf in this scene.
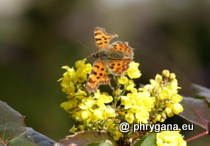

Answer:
[179,97,210,130]
[0,101,55,146]
[0,101,28,145]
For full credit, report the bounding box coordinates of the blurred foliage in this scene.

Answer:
[0,0,210,145]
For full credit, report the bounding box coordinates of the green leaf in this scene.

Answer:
[179,97,210,129]
[0,101,56,146]
[0,101,31,145]
[54,131,116,146]
[132,133,156,146]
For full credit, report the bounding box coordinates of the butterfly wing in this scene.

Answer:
[108,41,134,58]
[94,27,118,50]
[86,59,110,92]
[106,41,134,76]
[107,59,133,76]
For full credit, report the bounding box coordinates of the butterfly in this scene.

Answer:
[86,27,134,92]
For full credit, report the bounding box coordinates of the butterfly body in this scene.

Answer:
[93,50,125,60]
[92,51,109,60]
[86,27,134,92]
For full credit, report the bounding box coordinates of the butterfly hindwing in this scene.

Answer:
[108,41,134,58]
[107,59,133,76]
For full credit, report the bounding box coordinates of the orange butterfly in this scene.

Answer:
[86,27,134,92]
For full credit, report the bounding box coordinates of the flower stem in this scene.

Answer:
[185,130,209,142]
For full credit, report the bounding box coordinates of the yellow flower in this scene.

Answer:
[125,111,135,124]
[60,101,71,112]
[75,89,87,97]
[69,125,77,133]
[125,80,136,91]
[92,109,103,121]
[59,67,76,94]
[75,59,86,68]
[75,59,92,83]
[97,94,113,104]
[164,107,174,117]
[158,89,171,101]
[130,88,137,93]
[155,74,162,84]
[156,130,186,146]
[75,59,92,73]
[169,73,176,80]
[135,107,150,123]
[162,70,170,78]
[171,94,182,103]
[172,103,184,114]
[62,81,75,94]
[81,110,91,120]
[62,67,77,82]
[104,107,115,117]
[127,62,141,79]
[118,76,129,85]
[153,114,161,123]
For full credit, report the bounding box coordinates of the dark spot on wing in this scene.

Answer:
[95,65,100,68]
[92,71,97,75]
[95,38,102,41]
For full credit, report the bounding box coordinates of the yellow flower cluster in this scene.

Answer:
[59,59,184,143]
[121,91,155,124]
[156,130,186,146]
[59,59,92,94]
[75,91,115,123]
[140,70,183,123]
[118,69,183,125]
[61,90,115,124]
[60,89,87,115]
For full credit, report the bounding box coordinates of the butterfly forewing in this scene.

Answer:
[94,27,118,50]
[86,59,110,92]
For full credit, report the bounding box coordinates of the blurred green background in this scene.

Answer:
[0,0,210,145]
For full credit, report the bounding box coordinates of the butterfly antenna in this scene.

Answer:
[83,54,92,59]
[77,40,93,59]
[77,40,89,49]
